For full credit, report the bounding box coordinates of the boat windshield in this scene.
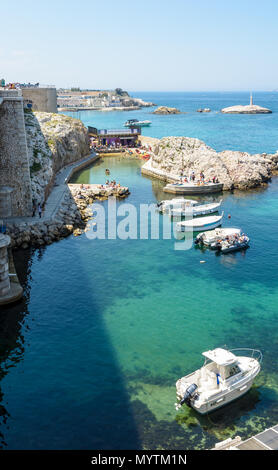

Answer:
[224,364,241,379]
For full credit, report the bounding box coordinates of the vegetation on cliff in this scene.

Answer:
[24,111,90,203]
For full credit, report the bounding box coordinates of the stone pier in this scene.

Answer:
[0,233,23,306]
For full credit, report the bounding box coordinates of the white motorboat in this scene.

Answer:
[175,347,262,414]
[176,212,224,232]
[124,119,151,128]
[195,227,242,247]
[157,198,198,213]
[170,200,222,218]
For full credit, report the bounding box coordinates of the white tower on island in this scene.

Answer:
[250,92,253,106]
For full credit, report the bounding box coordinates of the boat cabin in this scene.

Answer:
[202,348,241,383]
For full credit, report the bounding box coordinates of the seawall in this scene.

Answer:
[0,90,33,216]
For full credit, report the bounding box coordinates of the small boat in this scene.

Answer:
[175,347,262,414]
[195,227,242,247]
[124,119,151,128]
[163,181,223,195]
[157,198,198,213]
[217,235,250,253]
[176,212,224,232]
[170,200,222,218]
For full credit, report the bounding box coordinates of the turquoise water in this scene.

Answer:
[63,91,278,153]
[1,92,278,450]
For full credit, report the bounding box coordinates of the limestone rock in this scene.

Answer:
[152,106,181,115]
[142,136,278,190]
[221,104,272,114]
[24,111,90,204]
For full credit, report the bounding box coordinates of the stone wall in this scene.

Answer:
[0,90,33,216]
[22,87,57,113]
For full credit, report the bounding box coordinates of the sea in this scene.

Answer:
[1,92,278,450]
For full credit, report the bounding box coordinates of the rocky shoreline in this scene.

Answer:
[141,136,278,190]
[6,183,130,249]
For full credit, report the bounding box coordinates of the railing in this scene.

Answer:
[98,128,140,136]
[230,348,263,364]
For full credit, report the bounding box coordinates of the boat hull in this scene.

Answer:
[191,375,257,414]
[124,122,151,128]
[171,202,221,218]
[177,220,222,232]
[164,183,223,195]
[221,241,249,253]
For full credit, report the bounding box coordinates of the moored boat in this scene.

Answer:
[176,212,224,232]
[124,119,151,128]
[175,347,262,414]
[157,198,198,213]
[170,200,222,217]
[195,227,242,247]
[163,181,223,195]
[217,234,250,253]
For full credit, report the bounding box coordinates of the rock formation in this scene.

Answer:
[221,104,272,114]
[24,110,90,204]
[141,136,278,190]
[152,106,181,115]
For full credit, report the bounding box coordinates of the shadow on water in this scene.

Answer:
[0,243,141,449]
[0,248,32,448]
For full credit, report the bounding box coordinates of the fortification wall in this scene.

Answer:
[22,87,57,113]
[0,90,33,216]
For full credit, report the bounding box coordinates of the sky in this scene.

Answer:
[1,0,278,91]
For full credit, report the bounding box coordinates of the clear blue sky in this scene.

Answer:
[1,0,278,91]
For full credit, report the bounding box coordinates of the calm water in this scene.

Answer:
[1,92,278,450]
[64,91,278,153]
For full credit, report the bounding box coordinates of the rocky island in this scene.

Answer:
[152,106,181,115]
[141,136,278,190]
[221,94,272,114]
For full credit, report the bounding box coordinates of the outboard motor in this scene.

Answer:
[180,383,198,407]
[196,235,203,245]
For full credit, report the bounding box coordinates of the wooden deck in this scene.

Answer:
[213,425,278,450]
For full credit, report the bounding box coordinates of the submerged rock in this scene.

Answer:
[142,136,278,190]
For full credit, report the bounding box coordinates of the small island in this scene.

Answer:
[221,94,272,114]
[152,106,181,115]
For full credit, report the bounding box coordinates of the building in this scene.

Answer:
[88,126,141,149]
[21,87,57,113]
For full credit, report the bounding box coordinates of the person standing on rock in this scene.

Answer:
[38,204,42,219]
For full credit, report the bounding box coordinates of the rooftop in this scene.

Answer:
[202,348,237,366]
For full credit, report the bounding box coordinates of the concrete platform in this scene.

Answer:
[212,424,278,450]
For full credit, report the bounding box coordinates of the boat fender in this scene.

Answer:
[180,383,198,406]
